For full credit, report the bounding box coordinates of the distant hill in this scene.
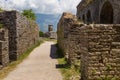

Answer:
[36,14,61,32]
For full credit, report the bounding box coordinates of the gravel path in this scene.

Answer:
[3,41,62,80]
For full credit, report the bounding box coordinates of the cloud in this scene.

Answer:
[0,0,81,14]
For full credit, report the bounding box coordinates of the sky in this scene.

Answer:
[0,0,81,14]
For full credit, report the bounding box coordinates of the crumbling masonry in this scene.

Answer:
[0,11,39,68]
[57,0,120,80]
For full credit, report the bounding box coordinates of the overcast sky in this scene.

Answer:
[0,0,81,14]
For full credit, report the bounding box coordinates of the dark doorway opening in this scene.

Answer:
[82,14,85,23]
[100,1,113,24]
[87,10,92,24]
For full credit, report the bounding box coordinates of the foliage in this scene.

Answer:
[86,0,94,4]
[39,31,44,37]
[22,9,36,20]
[106,64,112,71]
[0,23,3,28]
[0,8,4,12]
[97,64,118,80]
[98,76,119,80]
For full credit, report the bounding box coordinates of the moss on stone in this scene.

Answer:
[0,23,3,29]
[86,0,94,5]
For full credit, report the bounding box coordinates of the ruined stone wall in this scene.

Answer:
[4,11,18,61]
[44,32,57,39]
[0,28,9,67]
[77,0,120,24]
[57,12,81,71]
[58,12,120,80]
[67,24,82,68]
[57,12,77,59]
[0,11,39,61]
[80,24,120,80]
[16,12,39,59]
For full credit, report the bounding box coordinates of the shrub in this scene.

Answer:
[39,31,44,37]
[22,9,36,20]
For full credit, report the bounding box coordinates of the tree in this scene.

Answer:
[22,9,36,20]
[0,8,4,12]
[39,31,44,37]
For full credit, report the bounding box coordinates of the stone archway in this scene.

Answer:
[82,14,85,23]
[100,1,113,24]
[86,10,92,24]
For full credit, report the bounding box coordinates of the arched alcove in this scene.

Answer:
[100,1,113,24]
[82,14,85,23]
[86,10,92,23]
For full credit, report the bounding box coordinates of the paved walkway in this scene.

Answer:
[3,41,62,80]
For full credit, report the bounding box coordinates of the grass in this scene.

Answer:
[0,23,3,29]
[0,41,43,80]
[56,44,80,80]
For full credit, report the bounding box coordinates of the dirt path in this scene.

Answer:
[3,41,62,80]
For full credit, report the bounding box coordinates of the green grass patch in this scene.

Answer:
[56,44,80,80]
[0,41,43,80]
[0,23,3,29]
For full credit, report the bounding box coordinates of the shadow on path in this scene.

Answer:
[50,44,63,59]
[50,44,66,68]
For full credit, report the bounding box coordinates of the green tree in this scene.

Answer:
[39,31,44,37]
[0,8,4,12]
[22,9,36,20]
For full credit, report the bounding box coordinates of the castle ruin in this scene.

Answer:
[0,11,39,68]
[77,0,120,24]
[57,0,120,80]
[45,25,57,39]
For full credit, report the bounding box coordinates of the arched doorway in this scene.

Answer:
[82,14,85,23]
[86,10,92,24]
[100,1,113,24]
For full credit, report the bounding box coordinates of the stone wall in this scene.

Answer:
[0,28,9,67]
[3,11,18,61]
[57,12,81,69]
[16,12,39,59]
[57,12,120,80]
[44,25,57,39]
[45,32,57,39]
[57,12,78,60]
[67,24,82,67]
[0,11,39,63]
[79,24,120,80]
